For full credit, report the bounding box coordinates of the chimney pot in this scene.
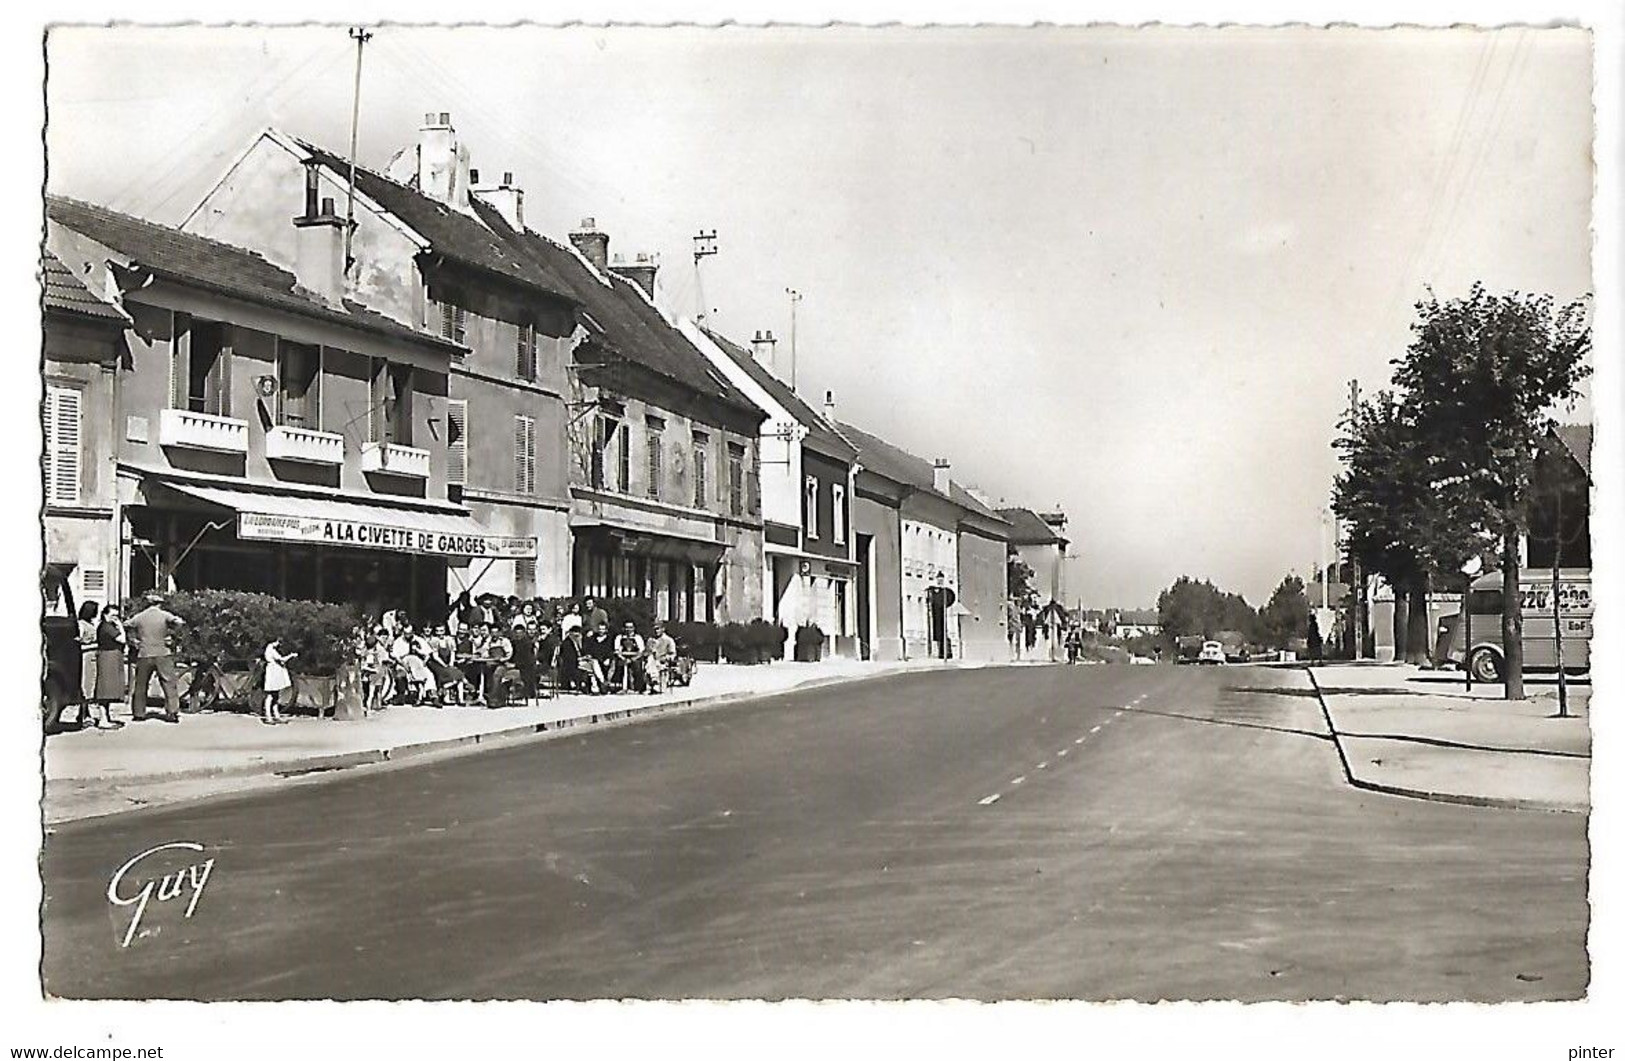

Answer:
[439,111,451,124]
[569,220,610,273]
[502,171,514,186]
[932,458,951,495]
[610,252,659,299]
[320,196,336,216]
[470,168,480,184]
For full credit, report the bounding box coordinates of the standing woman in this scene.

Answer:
[91,604,128,729]
[261,638,297,725]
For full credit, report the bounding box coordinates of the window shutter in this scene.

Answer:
[170,312,190,410]
[516,325,535,381]
[82,568,107,600]
[216,330,234,417]
[47,385,82,506]
[514,415,535,494]
[447,399,468,485]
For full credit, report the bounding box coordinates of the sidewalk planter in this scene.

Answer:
[794,623,827,663]
[158,589,361,682]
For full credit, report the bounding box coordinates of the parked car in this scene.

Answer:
[1198,640,1226,665]
[41,566,82,732]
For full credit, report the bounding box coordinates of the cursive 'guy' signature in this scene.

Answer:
[107,841,214,948]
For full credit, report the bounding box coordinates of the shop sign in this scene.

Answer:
[238,512,535,560]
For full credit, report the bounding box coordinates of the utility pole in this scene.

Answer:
[1346,378,1367,659]
[692,229,718,321]
[344,26,373,272]
[786,287,803,392]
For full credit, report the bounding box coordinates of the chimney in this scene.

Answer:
[417,111,471,210]
[569,217,609,272]
[823,389,836,422]
[610,252,659,299]
[750,330,778,374]
[932,458,951,495]
[473,169,525,231]
[292,194,347,307]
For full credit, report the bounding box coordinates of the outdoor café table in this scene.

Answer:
[457,653,502,703]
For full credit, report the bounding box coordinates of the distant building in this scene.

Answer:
[999,506,1070,658]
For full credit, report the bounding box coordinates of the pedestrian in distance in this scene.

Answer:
[261,639,296,725]
[125,591,185,723]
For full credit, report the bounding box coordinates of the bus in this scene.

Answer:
[1437,568,1591,682]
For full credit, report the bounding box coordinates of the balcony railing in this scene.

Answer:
[158,408,249,454]
[361,440,431,479]
[265,425,345,466]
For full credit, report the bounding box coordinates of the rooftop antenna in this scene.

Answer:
[343,26,374,273]
[785,287,803,391]
[692,228,718,321]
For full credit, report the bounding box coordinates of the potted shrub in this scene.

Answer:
[794,622,827,662]
[747,619,782,663]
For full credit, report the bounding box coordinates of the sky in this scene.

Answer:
[42,23,1596,607]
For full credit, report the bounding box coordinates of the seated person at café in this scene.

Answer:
[645,620,679,694]
[556,627,603,694]
[585,621,618,691]
[612,621,647,693]
[426,625,468,705]
[509,617,537,703]
[390,623,437,704]
[533,620,560,693]
[485,626,522,707]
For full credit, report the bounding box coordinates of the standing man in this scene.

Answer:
[126,591,185,723]
[927,574,956,660]
[582,596,610,634]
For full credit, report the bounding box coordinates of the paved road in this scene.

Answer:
[41,664,1588,1001]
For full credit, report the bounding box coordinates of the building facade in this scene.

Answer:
[682,324,860,655]
[851,466,906,661]
[182,119,580,600]
[47,196,518,619]
[473,210,768,623]
[837,421,1011,660]
[42,251,128,612]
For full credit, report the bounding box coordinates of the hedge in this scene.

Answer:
[144,590,361,676]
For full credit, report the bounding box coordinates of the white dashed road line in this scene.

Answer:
[1090,725,1102,734]
[1074,737,1085,745]
[1011,776,1026,786]
[1057,749,1068,757]
[978,793,1001,806]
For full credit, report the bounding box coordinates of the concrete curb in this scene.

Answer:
[54,661,1020,790]
[1305,669,1587,815]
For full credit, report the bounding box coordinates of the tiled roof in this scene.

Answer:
[42,250,124,321]
[997,506,1067,546]
[469,201,761,421]
[698,327,857,462]
[294,138,578,305]
[46,196,462,354]
[834,419,1007,525]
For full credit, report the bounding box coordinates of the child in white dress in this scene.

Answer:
[262,639,297,725]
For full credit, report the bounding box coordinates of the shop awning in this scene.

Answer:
[160,482,536,560]
[571,517,727,564]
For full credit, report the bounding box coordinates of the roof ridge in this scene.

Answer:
[47,194,290,270]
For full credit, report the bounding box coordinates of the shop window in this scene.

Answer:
[832,483,847,545]
[371,360,414,445]
[43,382,82,507]
[171,313,233,416]
[804,476,819,539]
[646,416,665,500]
[692,431,710,508]
[514,414,536,494]
[277,340,321,428]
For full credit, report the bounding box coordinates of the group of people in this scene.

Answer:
[57,590,191,732]
[342,593,687,712]
[52,590,694,732]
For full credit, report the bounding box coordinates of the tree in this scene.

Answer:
[1258,575,1310,650]
[1391,284,1591,699]
[1156,576,1262,643]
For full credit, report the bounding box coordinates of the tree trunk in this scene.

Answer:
[1405,573,1432,665]
[1502,526,1524,700]
[1390,584,1408,663]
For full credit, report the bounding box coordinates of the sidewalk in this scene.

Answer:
[1309,663,1590,813]
[45,656,1015,823]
